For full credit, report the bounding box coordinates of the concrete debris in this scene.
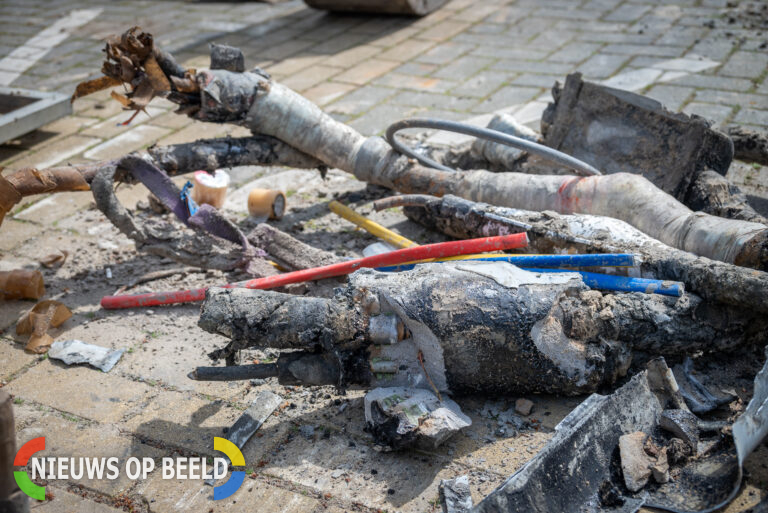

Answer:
[209,43,244,73]
[48,340,124,372]
[514,398,534,416]
[439,475,473,513]
[364,387,471,450]
[474,367,662,512]
[474,356,750,512]
[619,432,654,492]
[659,409,700,452]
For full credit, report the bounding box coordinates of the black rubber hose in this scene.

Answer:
[188,364,278,381]
[385,118,602,176]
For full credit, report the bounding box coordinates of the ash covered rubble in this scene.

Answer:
[0,26,766,513]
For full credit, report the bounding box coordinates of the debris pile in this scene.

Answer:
[1,26,767,513]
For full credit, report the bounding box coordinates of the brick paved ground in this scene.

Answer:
[1,0,767,512]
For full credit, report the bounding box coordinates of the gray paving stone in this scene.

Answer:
[603,43,686,57]
[348,103,419,136]
[664,73,755,92]
[390,90,477,111]
[548,42,603,64]
[511,73,564,88]
[604,3,651,22]
[415,42,476,65]
[646,84,695,111]
[451,70,509,98]
[577,53,629,79]
[694,90,768,109]
[733,108,768,127]
[472,85,542,113]
[684,102,734,124]
[490,59,573,75]
[434,55,495,80]
[718,51,768,80]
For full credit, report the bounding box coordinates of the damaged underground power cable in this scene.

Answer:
[192,262,760,395]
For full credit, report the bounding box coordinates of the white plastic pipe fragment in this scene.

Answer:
[732,346,768,467]
[48,340,124,372]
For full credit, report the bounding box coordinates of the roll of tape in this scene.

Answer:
[248,189,286,220]
[192,170,230,209]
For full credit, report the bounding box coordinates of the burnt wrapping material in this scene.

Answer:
[542,73,733,200]
[198,263,761,395]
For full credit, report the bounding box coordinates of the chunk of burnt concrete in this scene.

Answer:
[660,409,700,452]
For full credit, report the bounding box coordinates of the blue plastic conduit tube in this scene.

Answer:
[376,253,637,273]
[521,268,684,297]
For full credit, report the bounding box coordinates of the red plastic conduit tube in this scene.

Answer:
[101,232,529,309]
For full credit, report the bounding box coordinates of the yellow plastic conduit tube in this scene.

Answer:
[328,200,508,263]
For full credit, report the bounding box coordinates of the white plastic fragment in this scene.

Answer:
[732,346,768,466]
[48,339,124,372]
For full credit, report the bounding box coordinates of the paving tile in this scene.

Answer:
[684,102,734,124]
[80,106,167,140]
[694,90,768,109]
[548,42,603,64]
[6,361,155,423]
[472,85,542,114]
[302,81,357,107]
[15,403,164,495]
[124,390,243,456]
[281,65,343,93]
[5,135,101,170]
[394,61,439,77]
[577,53,630,79]
[348,103,419,136]
[326,85,397,116]
[390,90,477,111]
[321,44,381,69]
[663,73,755,92]
[334,59,400,86]
[0,337,36,378]
[733,109,768,127]
[378,38,435,62]
[83,125,170,161]
[604,3,652,22]
[419,20,473,42]
[266,54,326,76]
[718,51,768,80]
[416,42,476,65]
[603,43,686,57]
[373,72,458,93]
[33,488,123,512]
[451,70,508,98]
[511,73,564,88]
[434,55,495,80]
[134,472,320,513]
[0,219,45,252]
